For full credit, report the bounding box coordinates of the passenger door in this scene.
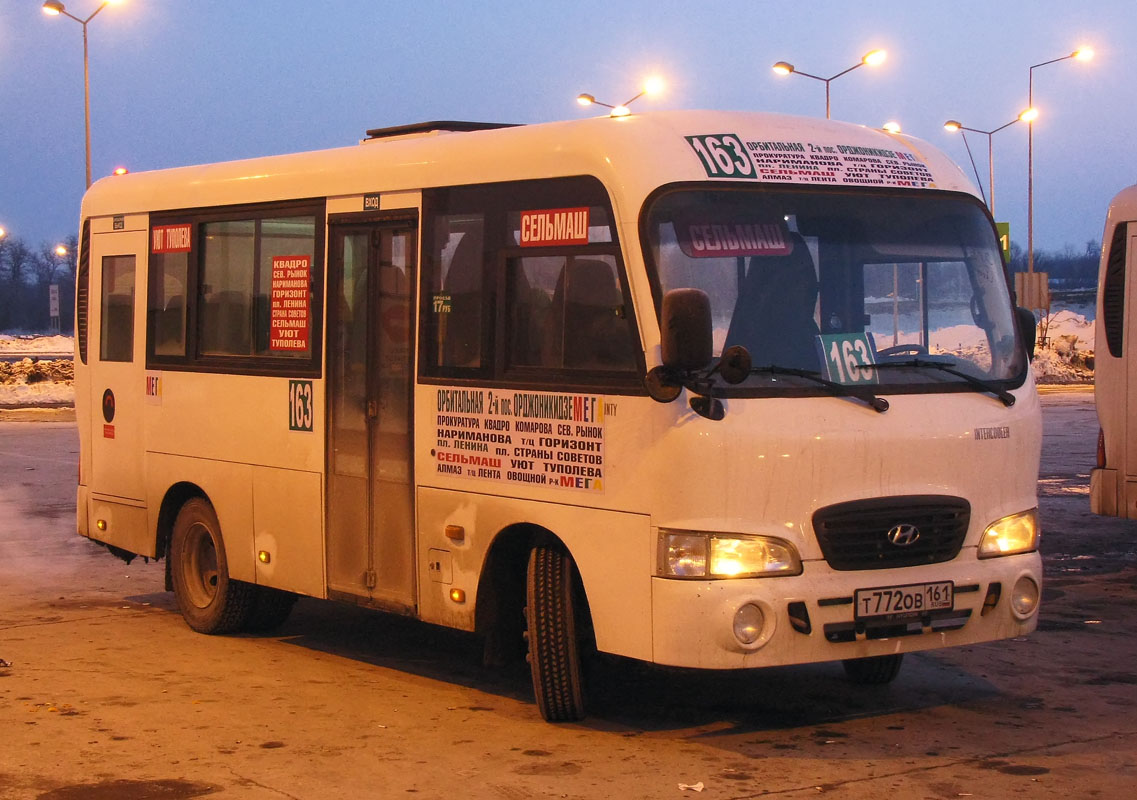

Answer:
[326,218,417,610]
[88,229,148,501]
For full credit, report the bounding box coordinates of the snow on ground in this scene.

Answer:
[1,335,76,406]
[0,334,74,356]
[0,310,1100,408]
[0,378,75,407]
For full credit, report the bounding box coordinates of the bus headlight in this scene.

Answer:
[659,531,802,578]
[978,509,1039,558]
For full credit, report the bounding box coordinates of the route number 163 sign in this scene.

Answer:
[818,333,878,384]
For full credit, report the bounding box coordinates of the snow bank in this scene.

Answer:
[0,334,74,356]
[1043,309,1095,351]
[0,357,75,406]
[0,380,75,407]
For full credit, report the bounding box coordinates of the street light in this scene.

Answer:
[943,108,1036,218]
[1027,46,1093,273]
[772,49,887,119]
[577,76,664,118]
[42,0,124,189]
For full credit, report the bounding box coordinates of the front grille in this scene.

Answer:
[812,496,970,571]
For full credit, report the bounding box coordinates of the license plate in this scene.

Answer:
[854,581,953,621]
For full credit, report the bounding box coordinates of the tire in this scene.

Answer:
[526,542,587,722]
[169,498,254,634]
[842,653,904,684]
[244,587,298,633]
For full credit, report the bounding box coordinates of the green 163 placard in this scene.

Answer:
[685,134,758,179]
[818,333,878,384]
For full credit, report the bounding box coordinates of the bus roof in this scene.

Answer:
[80,110,978,220]
[1106,183,1137,226]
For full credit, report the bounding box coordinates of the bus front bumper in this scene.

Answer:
[650,551,1041,669]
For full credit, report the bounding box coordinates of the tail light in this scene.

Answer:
[1097,427,1107,468]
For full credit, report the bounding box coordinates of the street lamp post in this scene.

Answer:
[943,109,1036,219]
[772,49,887,119]
[1027,47,1093,273]
[577,76,665,118]
[42,0,121,190]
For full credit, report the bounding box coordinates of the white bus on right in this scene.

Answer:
[1091,183,1137,518]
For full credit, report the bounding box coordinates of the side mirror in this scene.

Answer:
[1015,306,1037,361]
[661,288,712,371]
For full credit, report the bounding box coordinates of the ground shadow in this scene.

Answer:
[231,595,1008,735]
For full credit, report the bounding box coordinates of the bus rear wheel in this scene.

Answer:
[526,542,586,722]
[170,498,254,634]
[842,653,904,684]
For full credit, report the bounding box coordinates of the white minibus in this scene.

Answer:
[74,110,1043,721]
[1091,183,1137,518]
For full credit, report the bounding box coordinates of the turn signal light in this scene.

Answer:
[981,582,1002,616]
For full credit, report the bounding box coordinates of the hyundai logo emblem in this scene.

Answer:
[886,523,921,547]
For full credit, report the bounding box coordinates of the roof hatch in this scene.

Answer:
[362,120,521,143]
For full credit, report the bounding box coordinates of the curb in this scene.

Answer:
[0,407,76,422]
[1037,384,1093,394]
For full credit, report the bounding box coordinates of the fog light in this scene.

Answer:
[733,603,764,645]
[1010,576,1040,619]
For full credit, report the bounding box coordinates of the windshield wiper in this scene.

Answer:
[872,358,1015,407]
[750,364,890,413]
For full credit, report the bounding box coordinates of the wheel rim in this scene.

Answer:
[181,523,220,609]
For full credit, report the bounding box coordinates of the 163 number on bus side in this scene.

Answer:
[854,581,953,621]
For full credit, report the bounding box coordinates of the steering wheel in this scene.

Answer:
[877,343,928,357]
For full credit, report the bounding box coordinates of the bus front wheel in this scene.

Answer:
[526,542,587,722]
[170,498,254,634]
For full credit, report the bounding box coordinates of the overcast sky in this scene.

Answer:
[1,0,1133,254]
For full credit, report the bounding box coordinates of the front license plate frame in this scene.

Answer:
[854,581,954,621]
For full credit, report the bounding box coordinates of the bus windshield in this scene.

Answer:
[643,187,1026,393]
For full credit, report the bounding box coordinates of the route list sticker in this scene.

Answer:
[685,133,935,188]
[270,255,310,351]
[434,388,605,491]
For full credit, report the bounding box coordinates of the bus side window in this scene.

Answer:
[100,255,135,362]
[149,251,188,357]
[508,256,559,367]
[428,216,485,369]
[507,254,634,371]
[200,220,255,357]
